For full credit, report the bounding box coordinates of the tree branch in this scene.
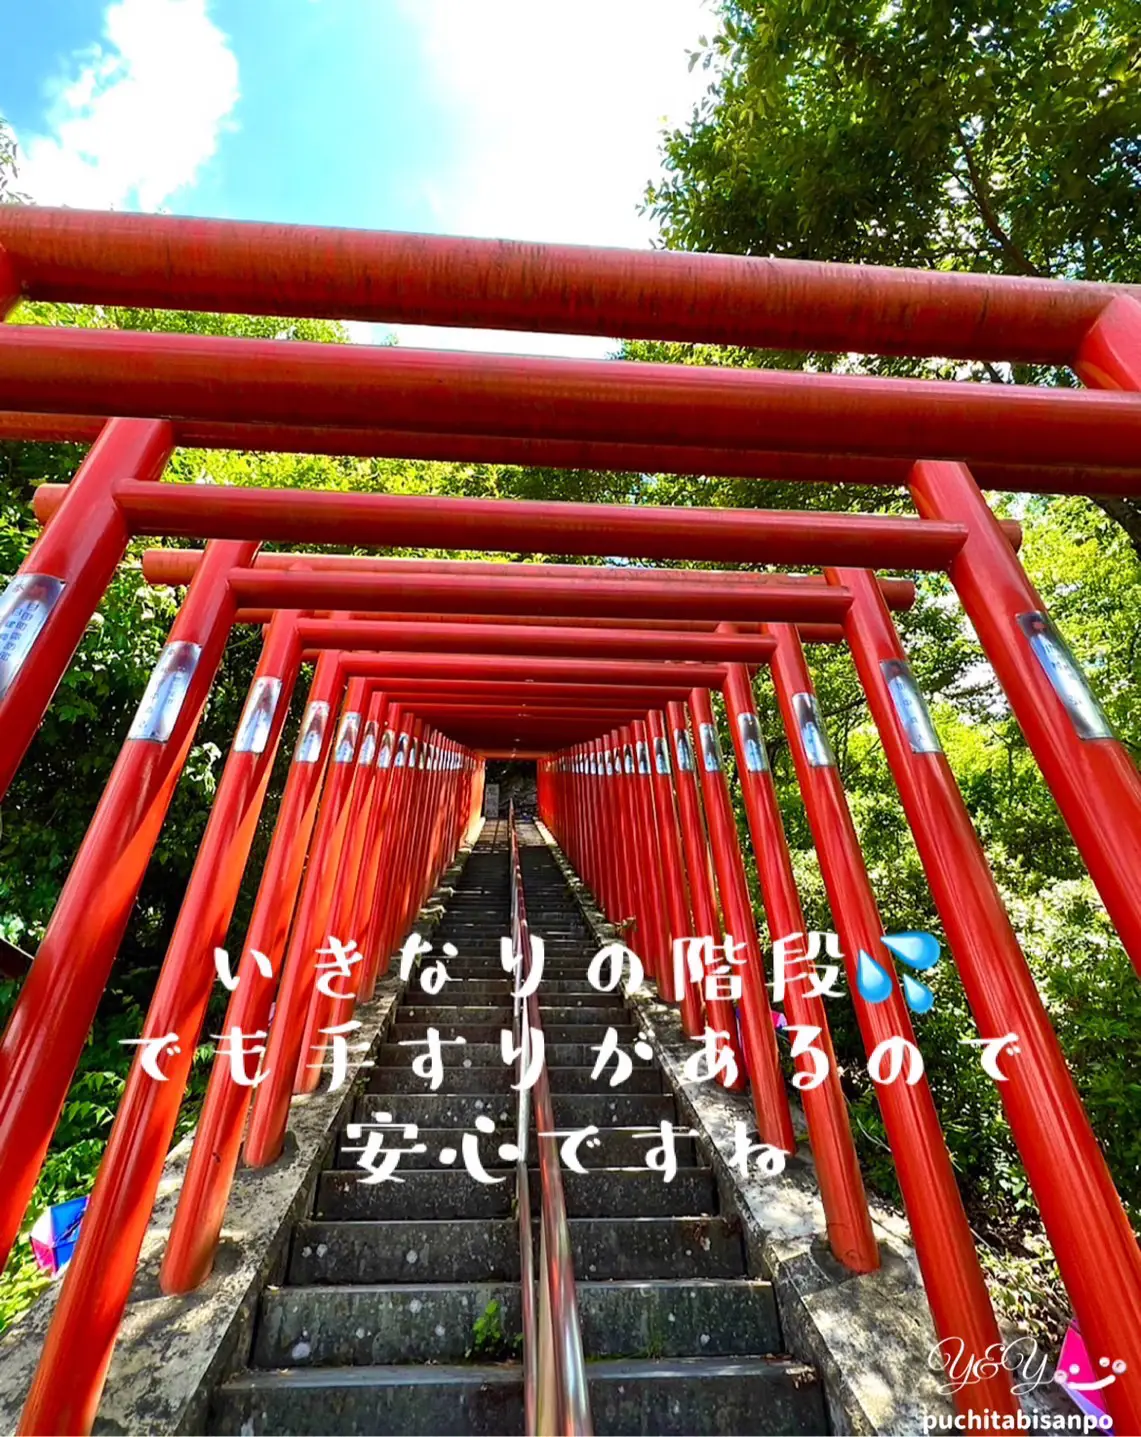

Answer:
[1090,494,1141,563]
[956,130,1046,278]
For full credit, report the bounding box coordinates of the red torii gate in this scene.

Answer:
[0,206,1138,1434]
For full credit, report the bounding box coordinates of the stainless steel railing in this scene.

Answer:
[509,804,592,1436]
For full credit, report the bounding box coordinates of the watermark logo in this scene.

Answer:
[929,1337,1051,1398]
[926,1336,1125,1433]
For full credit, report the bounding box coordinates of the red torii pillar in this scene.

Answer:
[766,621,1017,1419]
[0,539,256,1275]
[828,565,1141,1433]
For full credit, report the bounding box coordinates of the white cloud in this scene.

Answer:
[395,0,711,246]
[17,0,239,210]
[385,0,714,355]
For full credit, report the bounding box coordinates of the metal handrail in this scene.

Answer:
[509,803,592,1437]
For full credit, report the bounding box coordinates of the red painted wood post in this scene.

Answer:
[293,681,370,1094]
[243,680,366,1160]
[631,717,670,986]
[666,699,747,1090]
[719,655,878,1274]
[595,738,621,922]
[354,705,403,999]
[314,689,392,1038]
[19,611,302,1437]
[372,717,428,981]
[387,718,429,952]
[617,723,655,971]
[689,687,795,1152]
[646,708,704,1031]
[767,621,1017,1422]
[829,565,1141,1430]
[910,458,1141,977]
[161,652,346,1293]
[329,690,389,948]
[0,418,172,800]
[589,741,624,916]
[0,538,256,1272]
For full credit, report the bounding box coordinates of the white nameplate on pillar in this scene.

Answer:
[234,676,283,755]
[0,574,65,700]
[128,641,202,743]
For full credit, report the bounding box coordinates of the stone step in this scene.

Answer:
[403,990,625,1010]
[366,1065,520,1095]
[254,1281,520,1369]
[366,1066,662,1095]
[211,1356,825,1435]
[436,902,574,913]
[397,979,600,996]
[433,902,511,909]
[533,1005,633,1024]
[253,1277,779,1367]
[331,1126,699,1171]
[432,919,513,927]
[586,1357,826,1436]
[433,943,589,954]
[389,1022,639,1045]
[525,944,596,954]
[435,901,511,909]
[395,1006,515,1026]
[211,1361,522,1435]
[374,1041,650,1068]
[420,958,596,972]
[400,975,628,995]
[429,940,517,950]
[314,1167,717,1222]
[351,1090,677,1129]
[541,1023,642,1044]
[439,948,592,959]
[434,896,510,904]
[288,1215,745,1285]
[395,999,630,1020]
[407,965,596,980]
[427,935,512,945]
[434,900,512,907]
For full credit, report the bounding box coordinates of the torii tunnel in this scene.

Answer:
[0,206,1140,1436]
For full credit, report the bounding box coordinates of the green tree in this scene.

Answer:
[645,0,1141,546]
[650,1,1141,280]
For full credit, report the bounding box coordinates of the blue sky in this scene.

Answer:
[0,0,713,354]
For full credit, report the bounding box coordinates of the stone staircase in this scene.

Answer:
[210,820,826,1435]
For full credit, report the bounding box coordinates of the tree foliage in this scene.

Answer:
[645,0,1141,548]
[649,0,1141,281]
